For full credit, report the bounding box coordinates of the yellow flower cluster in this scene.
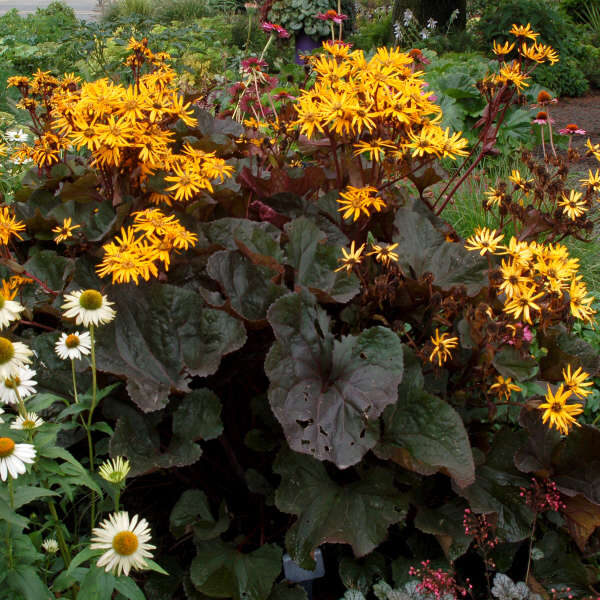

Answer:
[488,24,558,91]
[537,364,592,435]
[465,230,595,324]
[9,39,233,205]
[294,44,468,161]
[97,209,198,284]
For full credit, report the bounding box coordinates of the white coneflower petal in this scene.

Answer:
[0,293,24,330]
[55,331,92,360]
[0,437,36,481]
[62,289,116,327]
[0,407,4,423]
[91,511,155,576]
[0,337,32,380]
[0,366,37,405]
[42,538,59,554]
[10,411,44,430]
[98,456,131,484]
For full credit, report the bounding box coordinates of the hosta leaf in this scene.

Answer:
[392,199,487,296]
[284,217,359,303]
[94,283,246,412]
[207,250,286,323]
[376,349,475,487]
[266,292,403,468]
[190,540,281,600]
[274,449,408,569]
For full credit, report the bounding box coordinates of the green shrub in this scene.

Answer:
[560,0,600,22]
[534,57,589,98]
[348,13,392,50]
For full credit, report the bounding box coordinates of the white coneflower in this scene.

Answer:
[0,366,37,405]
[55,331,91,360]
[91,512,155,576]
[0,337,32,380]
[62,289,116,327]
[98,456,131,484]
[0,436,36,480]
[0,290,24,329]
[10,411,44,431]
[41,538,59,554]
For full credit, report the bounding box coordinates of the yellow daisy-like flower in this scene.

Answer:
[508,169,532,193]
[492,40,515,56]
[569,278,596,323]
[503,286,544,324]
[509,23,539,41]
[0,207,26,246]
[337,186,382,222]
[484,186,503,208]
[367,243,399,266]
[580,169,600,193]
[498,259,530,299]
[464,227,504,256]
[52,217,81,243]
[538,384,583,435]
[429,328,459,367]
[562,364,593,399]
[489,375,521,401]
[334,241,365,274]
[558,190,586,220]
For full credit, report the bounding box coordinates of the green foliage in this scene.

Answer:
[268,0,334,37]
[560,0,600,23]
[534,57,589,98]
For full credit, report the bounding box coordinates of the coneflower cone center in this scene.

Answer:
[79,290,103,311]
[0,437,15,457]
[65,334,80,348]
[0,337,15,364]
[112,531,138,556]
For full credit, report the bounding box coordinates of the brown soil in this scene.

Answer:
[544,91,600,171]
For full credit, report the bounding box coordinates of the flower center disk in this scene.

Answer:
[65,334,80,349]
[0,437,15,457]
[112,531,139,556]
[0,337,15,364]
[79,289,103,311]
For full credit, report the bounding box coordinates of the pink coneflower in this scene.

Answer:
[272,91,296,101]
[532,111,554,125]
[241,57,268,73]
[408,48,431,65]
[559,123,586,135]
[316,9,348,24]
[535,90,557,107]
[261,22,290,38]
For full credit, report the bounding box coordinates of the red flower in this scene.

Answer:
[261,21,290,38]
[316,9,348,23]
[559,123,586,135]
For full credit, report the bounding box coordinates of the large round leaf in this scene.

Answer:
[266,292,404,468]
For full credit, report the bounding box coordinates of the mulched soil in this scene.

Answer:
[544,91,600,172]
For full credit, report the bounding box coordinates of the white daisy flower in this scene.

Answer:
[10,411,44,430]
[5,129,29,143]
[0,436,36,480]
[41,538,59,554]
[91,512,155,576]
[0,291,24,330]
[55,331,92,361]
[98,456,131,484]
[0,337,33,380]
[62,289,116,327]
[0,366,37,405]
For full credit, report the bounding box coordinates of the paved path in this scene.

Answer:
[0,0,101,20]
